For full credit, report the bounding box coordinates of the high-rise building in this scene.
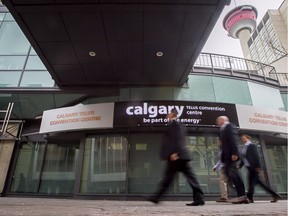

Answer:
[223,1,288,86]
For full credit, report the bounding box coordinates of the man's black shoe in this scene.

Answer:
[146,196,159,204]
[271,194,283,203]
[186,200,205,206]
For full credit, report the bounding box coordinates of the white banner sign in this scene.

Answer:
[236,104,288,134]
[40,103,114,134]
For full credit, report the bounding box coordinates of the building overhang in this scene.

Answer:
[3,0,230,88]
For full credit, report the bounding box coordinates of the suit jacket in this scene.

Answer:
[219,123,239,164]
[239,144,261,169]
[159,120,192,161]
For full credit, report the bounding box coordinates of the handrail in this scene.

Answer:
[193,53,288,86]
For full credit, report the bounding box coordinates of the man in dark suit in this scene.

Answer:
[148,108,205,206]
[216,116,249,204]
[239,134,282,203]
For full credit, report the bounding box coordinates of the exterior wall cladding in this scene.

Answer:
[0,7,287,199]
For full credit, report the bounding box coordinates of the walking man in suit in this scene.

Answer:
[216,116,249,204]
[239,134,282,203]
[148,108,205,206]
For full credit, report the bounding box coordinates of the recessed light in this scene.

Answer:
[89,51,96,57]
[156,51,163,57]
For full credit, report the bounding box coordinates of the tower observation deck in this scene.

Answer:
[223,5,257,57]
[223,5,258,39]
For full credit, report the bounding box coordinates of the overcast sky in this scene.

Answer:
[202,0,285,58]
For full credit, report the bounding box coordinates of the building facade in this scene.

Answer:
[0,3,287,199]
[243,0,287,87]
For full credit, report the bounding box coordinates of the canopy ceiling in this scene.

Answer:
[3,0,230,88]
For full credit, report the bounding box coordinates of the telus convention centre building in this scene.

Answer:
[0,0,287,200]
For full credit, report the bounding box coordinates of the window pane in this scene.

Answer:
[25,56,46,70]
[80,135,127,194]
[0,22,30,55]
[20,71,55,87]
[0,13,5,21]
[4,13,15,21]
[179,136,223,195]
[213,77,252,105]
[10,142,46,193]
[29,47,37,55]
[266,144,287,193]
[248,81,284,110]
[0,71,21,87]
[0,56,26,70]
[38,144,80,195]
[128,133,165,193]
[175,75,216,101]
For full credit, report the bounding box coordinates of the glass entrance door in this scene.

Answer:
[10,141,80,195]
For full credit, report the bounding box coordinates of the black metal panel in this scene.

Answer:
[3,0,230,88]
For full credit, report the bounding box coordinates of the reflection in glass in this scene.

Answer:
[0,56,26,70]
[25,56,46,70]
[179,136,221,194]
[81,136,127,194]
[0,71,21,87]
[0,13,5,21]
[266,145,287,193]
[20,71,55,87]
[3,13,14,21]
[128,133,165,193]
[38,144,79,194]
[0,22,30,55]
[10,142,80,195]
[10,142,46,193]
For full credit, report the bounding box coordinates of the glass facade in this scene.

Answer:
[248,13,286,65]
[81,135,128,194]
[10,142,79,195]
[266,145,287,193]
[9,132,284,197]
[248,82,285,110]
[0,12,55,88]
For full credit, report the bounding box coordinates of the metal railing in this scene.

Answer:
[193,53,288,86]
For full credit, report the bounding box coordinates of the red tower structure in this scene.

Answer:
[223,5,258,57]
[223,5,258,39]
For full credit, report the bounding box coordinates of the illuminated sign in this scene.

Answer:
[114,101,238,127]
[40,103,114,133]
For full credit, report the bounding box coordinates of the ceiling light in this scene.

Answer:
[156,52,163,57]
[89,51,96,57]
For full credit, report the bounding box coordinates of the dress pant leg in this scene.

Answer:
[154,160,177,200]
[219,169,228,199]
[247,167,258,200]
[224,162,246,197]
[256,173,279,197]
[180,160,204,201]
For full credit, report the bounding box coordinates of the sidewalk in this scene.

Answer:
[0,197,287,216]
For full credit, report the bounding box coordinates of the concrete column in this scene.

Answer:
[0,140,15,194]
[238,29,252,59]
[0,123,20,195]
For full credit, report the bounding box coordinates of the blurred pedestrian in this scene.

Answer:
[147,108,205,206]
[216,116,249,204]
[239,134,283,203]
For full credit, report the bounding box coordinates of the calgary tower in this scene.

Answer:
[223,5,258,56]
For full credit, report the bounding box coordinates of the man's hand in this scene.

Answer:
[255,168,262,173]
[170,153,179,161]
[231,155,238,161]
